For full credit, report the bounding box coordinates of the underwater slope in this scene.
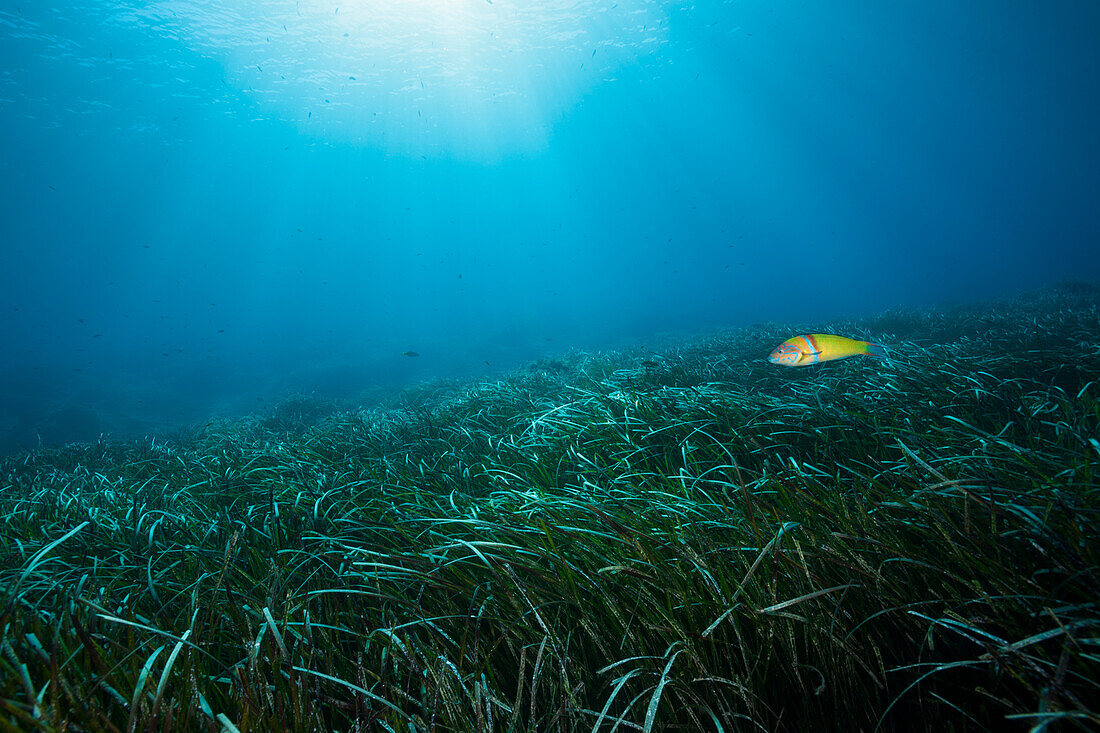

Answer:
[1,284,1097,731]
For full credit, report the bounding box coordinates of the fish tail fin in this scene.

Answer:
[864,341,887,359]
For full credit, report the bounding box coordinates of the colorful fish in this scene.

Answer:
[768,334,885,367]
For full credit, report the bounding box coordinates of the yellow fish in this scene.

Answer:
[768,334,885,367]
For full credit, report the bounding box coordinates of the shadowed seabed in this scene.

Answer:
[1,283,1097,731]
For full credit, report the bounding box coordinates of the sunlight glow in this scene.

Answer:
[125,0,673,156]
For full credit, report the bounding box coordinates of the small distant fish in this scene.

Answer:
[403,351,420,357]
[768,334,885,367]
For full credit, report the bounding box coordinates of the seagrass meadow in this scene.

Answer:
[1,284,1098,733]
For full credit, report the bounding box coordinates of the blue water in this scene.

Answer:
[2,0,1098,450]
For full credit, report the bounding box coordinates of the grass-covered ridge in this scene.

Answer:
[2,284,1098,732]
